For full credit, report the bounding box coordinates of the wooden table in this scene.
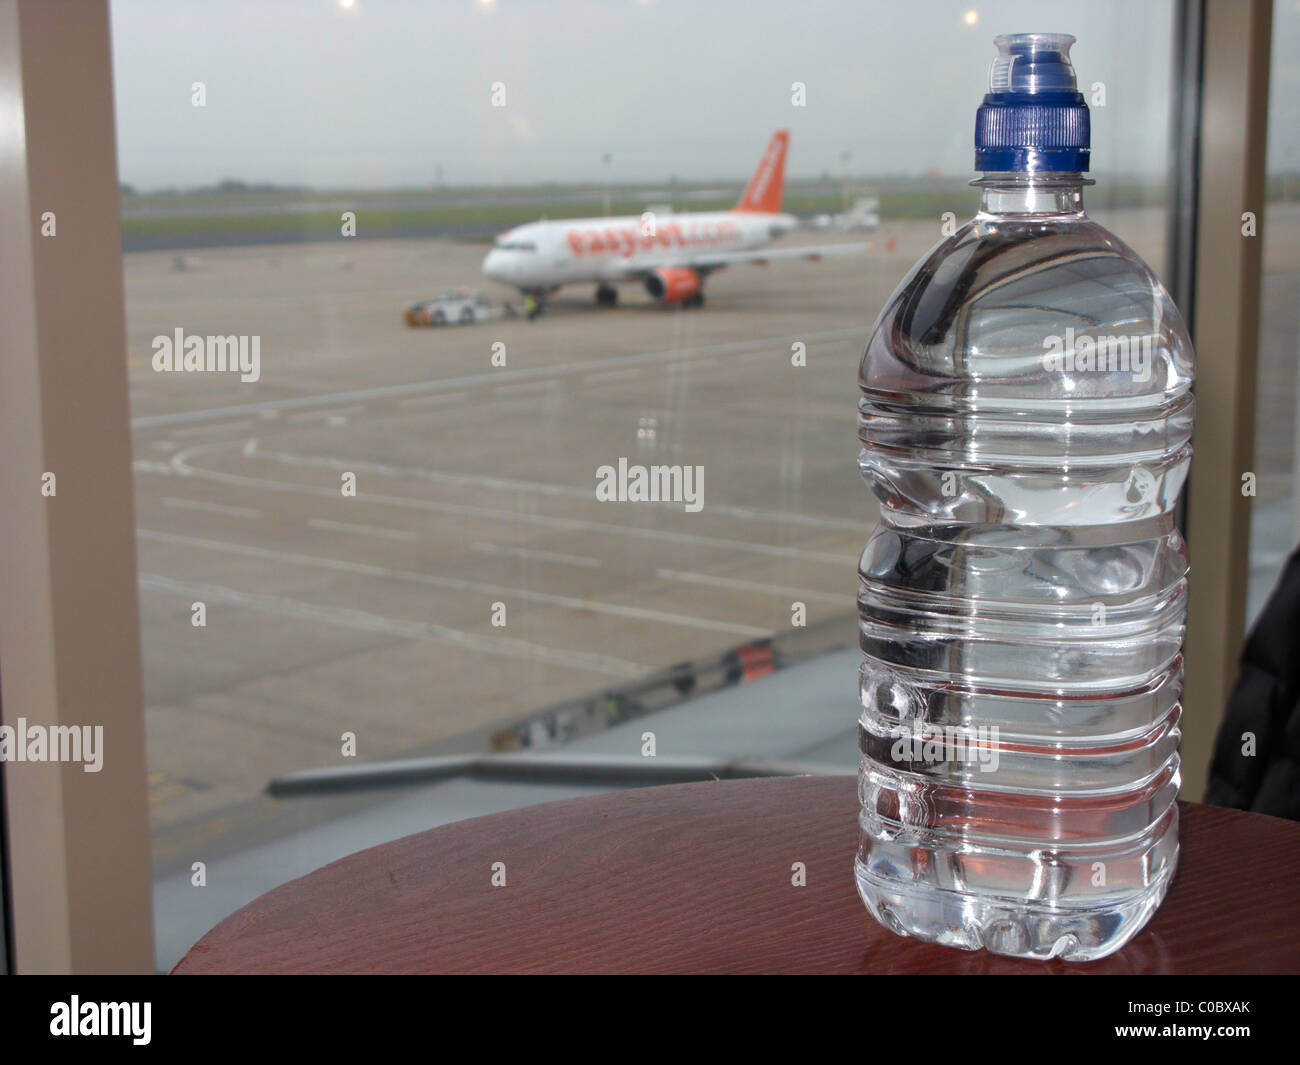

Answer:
[173,776,1300,974]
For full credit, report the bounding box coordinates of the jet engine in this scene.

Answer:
[644,267,701,305]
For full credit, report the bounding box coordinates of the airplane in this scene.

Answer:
[480,129,867,310]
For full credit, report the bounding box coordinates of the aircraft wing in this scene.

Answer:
[604,241,870,280]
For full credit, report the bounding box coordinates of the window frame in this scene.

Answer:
[0,0,154,973]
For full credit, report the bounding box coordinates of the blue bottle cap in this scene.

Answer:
[974,33,1090,173]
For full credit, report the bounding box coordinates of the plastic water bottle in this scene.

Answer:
[854,33,1194,961]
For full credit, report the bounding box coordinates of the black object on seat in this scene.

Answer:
[1205,545,1300,821]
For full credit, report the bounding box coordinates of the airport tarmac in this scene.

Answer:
[127,225,887,859]
[124,203,1295,865]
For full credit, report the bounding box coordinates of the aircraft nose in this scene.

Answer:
[482,250,504,279]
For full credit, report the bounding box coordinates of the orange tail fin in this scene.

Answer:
[732,130,789,214]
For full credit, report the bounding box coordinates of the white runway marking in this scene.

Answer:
[133,459,177,476]
[307,517,417,542]
[130,327,864,429]
[397,390,467,409]
[164,442,853,565]
[138,572,645,678]
[288,405,364,422]
[266,450,587,501]
[471,541,603,568]
[169,419,256,438]
[655,568,847,605]
[251,448,866,531]
[394,394,550,424]
[138,528,773,637]
[162,497,261,520]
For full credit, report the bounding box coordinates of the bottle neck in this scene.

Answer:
[975,172,1087,216]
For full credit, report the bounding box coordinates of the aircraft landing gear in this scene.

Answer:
[683,291,705,309]
[596,283,618,307]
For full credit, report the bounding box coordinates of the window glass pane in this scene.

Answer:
[1248,0,1300,625]
[110,0,1176,970]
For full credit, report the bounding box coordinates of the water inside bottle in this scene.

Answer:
[854,174,1193,961]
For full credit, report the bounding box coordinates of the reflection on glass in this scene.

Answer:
[109,0,1176,968]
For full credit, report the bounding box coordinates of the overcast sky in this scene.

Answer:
[109,0,1298,190]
